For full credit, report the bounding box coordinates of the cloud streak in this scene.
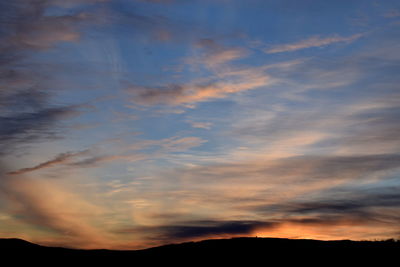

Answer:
[7,150,89,175]
[265,33,364,54]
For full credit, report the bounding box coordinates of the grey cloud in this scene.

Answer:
[68,153,147,168]
[184,154,400,182]
[68,155,120,168]
[117,220,278,241]
[0,105,81,155]
[290,187,400,215]
[255,185,400,226]
[291,195,400,215]
[0,1,93,155]
[7,149,89,175]
[0,1,86,52]
[321,106,400,151]
[291,154,400,178]
[116,209,398,243]
[6,151,143,174]
[130,84,185,106]
[157,220,277,240]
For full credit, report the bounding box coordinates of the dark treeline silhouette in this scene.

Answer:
[1,237,399,265]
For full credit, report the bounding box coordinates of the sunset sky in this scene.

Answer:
[1,0,400,250]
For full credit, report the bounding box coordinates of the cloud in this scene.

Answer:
[7,150,149,174]
[0,1,97,156]
[229,48,400,155]
[0,175,108,249]
[116,220,277,241]
[252,184,400,237]
[121,176,400,243]
[126,37,269,107]
[160,136,207,152]
[0,0,398,249]
[128,136,208,156]
[265,33,364,54]
[317,105,400,155]
[128,68,271,106]
[384,9,400,18]
[146,152,400,222]
[7,150,89,175]
[0,1,88,51]
[6,135,206,175]
[194,38,249,67]
[176,154,400,185]
[284,185,400,215]
[68,153,147,168]
[0,104,81,155]
[290,193,400,216]
[187,121,213,130]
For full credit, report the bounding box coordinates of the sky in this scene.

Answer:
[0,0,400,250]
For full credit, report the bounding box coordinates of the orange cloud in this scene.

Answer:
[127,38,270,107]
[0,175,109,249]
[129,69,271,106]
[194,38,249,67]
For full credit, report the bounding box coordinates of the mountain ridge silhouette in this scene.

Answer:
[1,237,399,264]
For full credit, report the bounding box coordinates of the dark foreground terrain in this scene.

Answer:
[1,237,399,265]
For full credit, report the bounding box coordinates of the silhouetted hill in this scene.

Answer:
[1,237,399,265]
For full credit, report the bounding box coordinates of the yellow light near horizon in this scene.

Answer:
[253,222,396,241]
[254,223,334,240]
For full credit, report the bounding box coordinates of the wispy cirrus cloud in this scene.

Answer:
[265,33,364,54]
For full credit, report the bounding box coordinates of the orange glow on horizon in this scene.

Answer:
[253,222,396,241]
